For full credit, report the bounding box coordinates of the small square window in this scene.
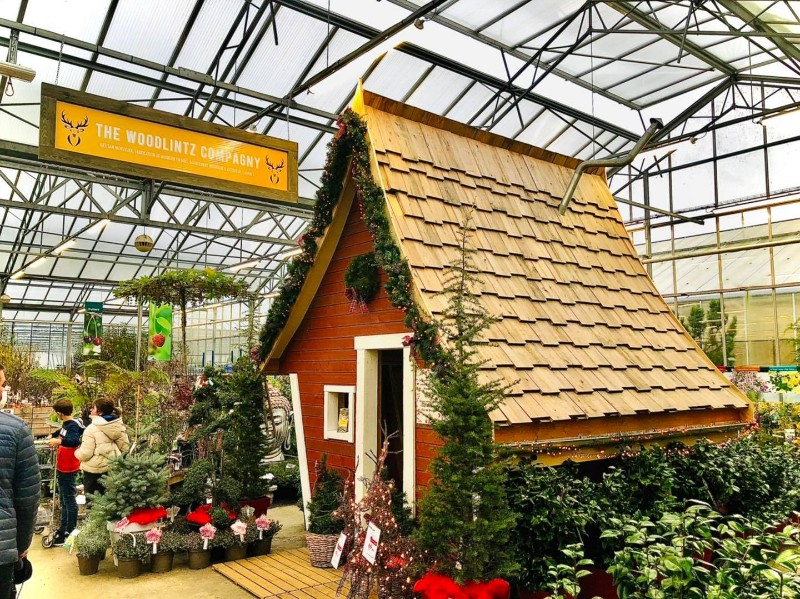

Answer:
[323,385,355,442]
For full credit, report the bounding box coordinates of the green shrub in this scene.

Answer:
[306,455,344,535]
[265,459,301,501]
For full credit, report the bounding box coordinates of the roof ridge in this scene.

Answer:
[361,89,604,175]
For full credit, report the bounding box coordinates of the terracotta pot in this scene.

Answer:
[151,551,174,573]
[239,496,272,517]
[117,558,141,579]
[188,549,211,570]
[225,543,248,562]
[250,537,273,557]
[77,555,101,576]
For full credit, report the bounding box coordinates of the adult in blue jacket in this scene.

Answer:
[0,412,40,599]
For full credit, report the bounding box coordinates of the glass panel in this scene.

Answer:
[672,162,715,211]
[744,291,777,366]
[767,142,800,195]
[722,248,772,289]
[723,294,745,367]
[716,150,766,204]
[675,255,718,295]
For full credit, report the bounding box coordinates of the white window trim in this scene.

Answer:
[323,385,355,442]
[354,333,416,511]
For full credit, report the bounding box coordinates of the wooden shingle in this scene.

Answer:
[361,95,750,427]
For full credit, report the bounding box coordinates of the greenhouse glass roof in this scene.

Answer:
[0,0,799,321]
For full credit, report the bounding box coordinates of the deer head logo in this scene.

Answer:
[265,156,285,185]
[61,111,89,147]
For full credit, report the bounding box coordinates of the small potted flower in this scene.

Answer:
[250,516,283,556]
[148,528,185,573]
[186,523,216,570]
[113,533,147,579]
[226,520,249,562]
[75,519,110,576]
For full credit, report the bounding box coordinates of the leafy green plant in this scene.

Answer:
[603,504,716,599]
[307,455,344,535]
[211,506,234,529]
[113,533,149,560]
[265,459,301,501]
[218,358,270,499]
[159,529,186,553]
[75,518,110,558]
[212,528,235,549]
[507,460,598,591]
[542,544,593,599]
[707,519,800,597]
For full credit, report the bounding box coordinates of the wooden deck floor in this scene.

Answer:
[214,547,351,599]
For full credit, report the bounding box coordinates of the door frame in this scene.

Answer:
[354,333,415,509]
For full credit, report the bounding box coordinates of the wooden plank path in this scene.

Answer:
[214,547,370,599]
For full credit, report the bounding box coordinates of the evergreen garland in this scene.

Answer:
[258,111,446,370]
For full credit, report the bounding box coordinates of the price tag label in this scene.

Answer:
[331,532,348,568]
[361,522,381,565]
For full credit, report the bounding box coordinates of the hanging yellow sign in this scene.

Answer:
[40,85,298,202]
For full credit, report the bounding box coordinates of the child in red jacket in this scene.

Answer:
[47,398,84,546]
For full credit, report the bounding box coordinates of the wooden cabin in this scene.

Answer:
[262,87,752,510]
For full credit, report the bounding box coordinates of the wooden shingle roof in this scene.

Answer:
[360,91,750,426]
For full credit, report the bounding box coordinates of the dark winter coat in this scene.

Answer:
[0,412,41,566]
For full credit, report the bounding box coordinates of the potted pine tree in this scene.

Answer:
[113,533,147,579]
[75,518,110,576]
[219,358,272,515]
[93,452,170,536]
[305,455,344,568]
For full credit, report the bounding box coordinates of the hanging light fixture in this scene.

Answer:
[134,233,154,253]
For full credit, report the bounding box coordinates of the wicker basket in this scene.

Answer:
[306,532,339,568]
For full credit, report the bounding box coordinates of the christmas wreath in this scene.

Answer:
[344,252,380,305]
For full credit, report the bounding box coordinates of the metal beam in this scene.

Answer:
[274,0,639,141]
[0,196,296,245]
[603,1,735,75]
[291,0,450,98]
[0,20,341,128]
[716,0,800,64]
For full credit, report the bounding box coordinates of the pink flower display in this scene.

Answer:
[145,527,163,545]
[199,522,217,550]
[231,519,247,542]
[256,515,272,540]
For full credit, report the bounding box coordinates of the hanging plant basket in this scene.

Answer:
[344,253,379,311]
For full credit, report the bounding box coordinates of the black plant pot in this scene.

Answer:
[77,555,101,576]
[249,537,273,557]
[188,549,211,570]
[225,543,248,562]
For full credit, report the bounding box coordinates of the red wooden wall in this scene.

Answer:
[279,195,432,487]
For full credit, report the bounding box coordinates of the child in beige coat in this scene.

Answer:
[75,397,130,498]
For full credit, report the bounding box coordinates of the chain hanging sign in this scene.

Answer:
[39,84,298,202]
